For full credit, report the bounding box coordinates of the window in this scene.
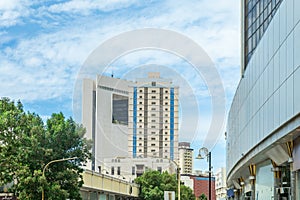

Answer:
[139,96,142,98]
[117,167,121,175]
[165,120,168,123]
[165,126,168,129]
[151,102,156,105]
[152,90,156,93]
[111,167,114,175]
[139,149,142,152]
[139,143,142,146]
[139,90,143,92]
[151,114,156,117]
[139,125,142,128]
[165,150,168,152]
[165,96,168,99]
[165,102,168,105]
[165,144,168,146]
[151,149,155,152]
[139,107,142,110]
[151,126,156,128]
[139,131,142,134]
[165,114,168,117]
[165,108,168,111]
[139,113,142,116]
[151,132,156,134]
[152,82,156,86]
[152,96,156,99]
[132,166,135,175]
[157,167,162,173]
[139,119,142,122]
[165,132,168,135]
[151,107,156,111]
[139,137,142,140]
[139,102,143,104]
[151,137,156,140]
[165,138,168,141]
[151,144,155,146]
[165,90,168,93]
[151,120,156,123]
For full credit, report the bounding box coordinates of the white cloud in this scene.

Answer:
[48,0,138,14]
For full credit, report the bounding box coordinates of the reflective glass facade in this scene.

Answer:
[244,0,282,68]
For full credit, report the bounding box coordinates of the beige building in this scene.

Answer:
[215,167,226,200]
[128,72,179,162]
[178,142,193,174]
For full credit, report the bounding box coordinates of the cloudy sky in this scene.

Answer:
[0,0,241,172]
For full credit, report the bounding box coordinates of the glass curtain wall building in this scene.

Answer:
[227,0,300,199]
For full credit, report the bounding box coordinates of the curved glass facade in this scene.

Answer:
[227,0,300,198]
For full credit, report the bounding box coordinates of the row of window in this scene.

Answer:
[136,148,169,153]
[139,119,169,123]
[138,142,169,146]
[137,125,170,129]
[137,132,170,136]
[137,89,169,93]
[138,100,169,104]
[138,113,169,117]
[139,96,169,99]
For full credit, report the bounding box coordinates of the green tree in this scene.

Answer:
[199,193,208,200]
[0,98,91,199]
[135,170,195,200]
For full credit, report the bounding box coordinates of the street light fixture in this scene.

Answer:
[196,147,212,200]
[41,157,78,200]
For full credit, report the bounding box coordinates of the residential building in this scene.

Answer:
[128,72,179,161]
[178,142,194,174]
[215,167,226,200]
[227,0,300,199]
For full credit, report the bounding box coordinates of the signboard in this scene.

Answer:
[164,191,175,200]
[0,196,17,200]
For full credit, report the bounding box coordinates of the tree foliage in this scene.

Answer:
[135,170,195,200]
[0,98,91,199]
[199,193,208,200]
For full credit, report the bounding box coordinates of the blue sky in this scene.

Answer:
[0,0,241,173]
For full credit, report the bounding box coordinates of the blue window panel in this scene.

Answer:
[170,88,174,160]
[133,87,137,157]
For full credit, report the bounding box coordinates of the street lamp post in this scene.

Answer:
[41,157,77,200]
[196,147,212,200]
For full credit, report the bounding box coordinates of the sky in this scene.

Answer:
[0,0,241,173]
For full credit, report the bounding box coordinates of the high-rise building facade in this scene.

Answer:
[178,142,194,174]
[128,72,179,161]
[227,0,300,199]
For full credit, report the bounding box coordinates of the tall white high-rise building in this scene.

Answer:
[128,72,179,161]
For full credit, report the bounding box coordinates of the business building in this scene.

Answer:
[82,75,131,170]
[227,0,300,199]
[128,72,179,161]
[215,167,226,200]
[178,142,194,174]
